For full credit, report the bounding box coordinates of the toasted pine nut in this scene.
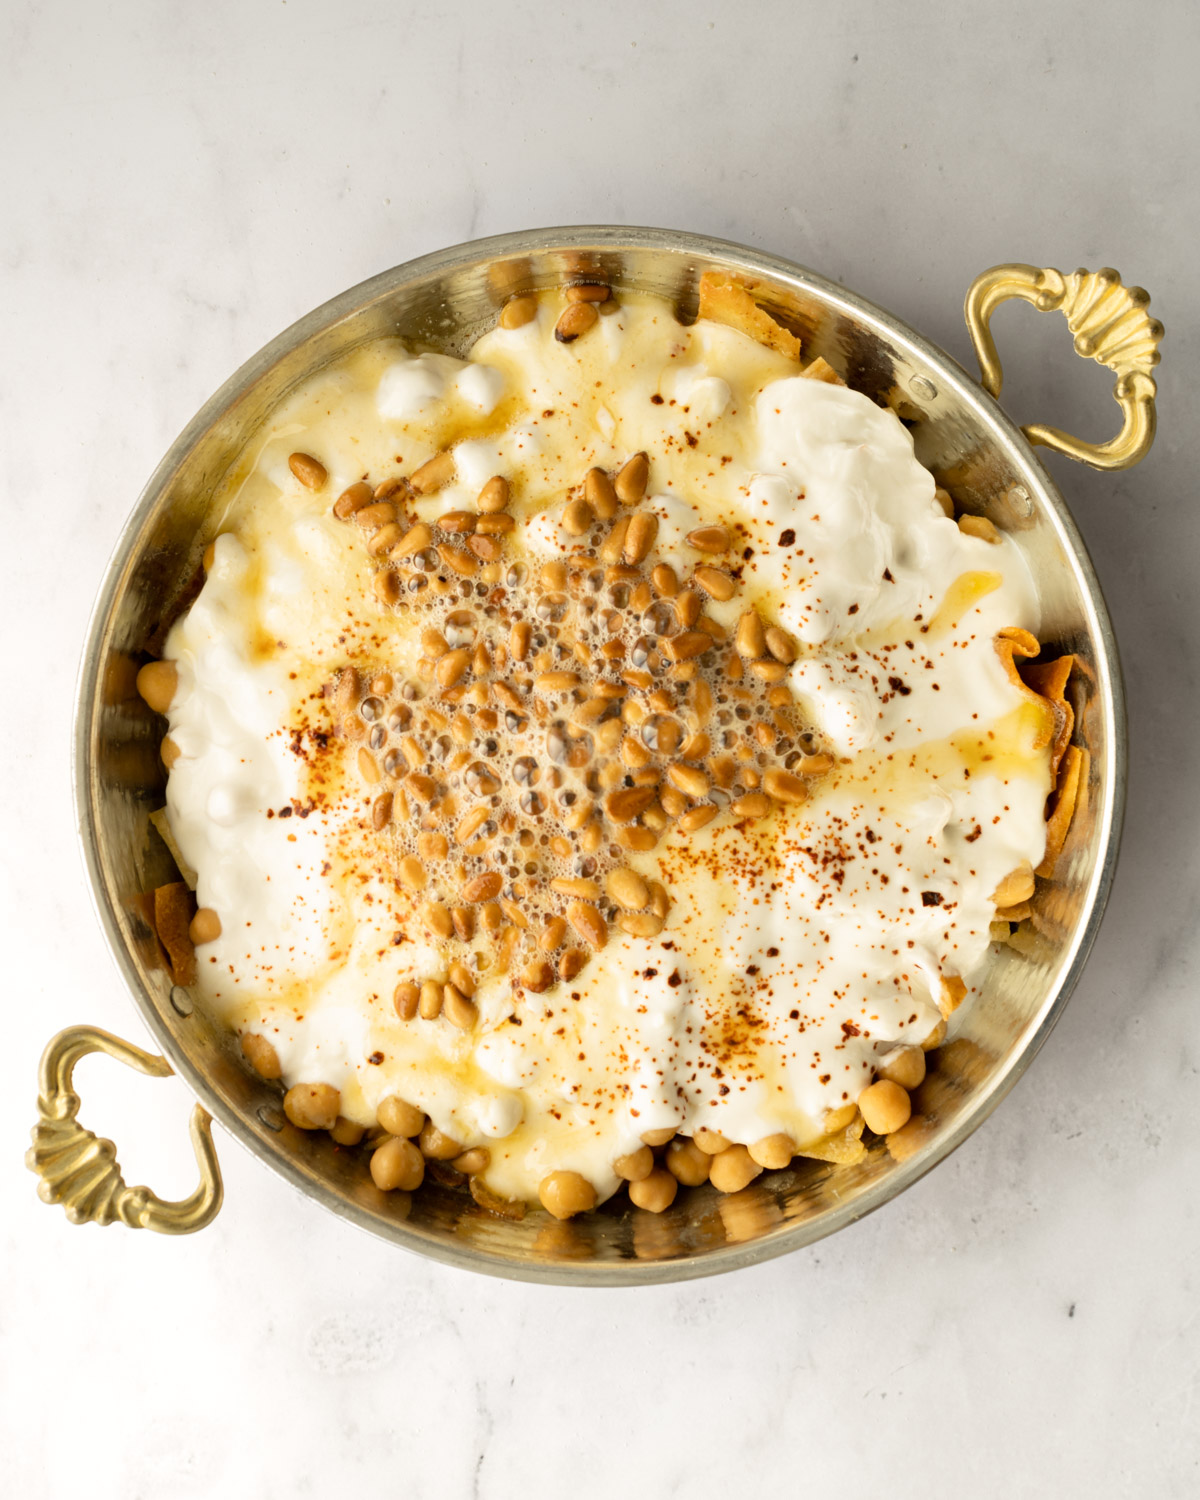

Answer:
[604,785,657,822]
[411,450,455,494]
[241,1033,281,1079]
[651,563,679,596]
[606,867,649,910]
[763,625,797,664]
[585,468,619,519]
[357,747,381,783]
[750,658,789,683]
[374,478,407,500]
[371,791,394,829]
[555,302,598,342]
[619,912,664,937]
[535,671,581,693]
[455,807,490,845]
[731,791,772,818]
[667,764,710,800]
[391,521,433,558]
[438,543,477,577]
[558,947,587,981]
[600,515,631,564]
[661,631,713,663]
[616,826,658,851]
[373,570,401,605]
[693,566,735,602]
[137,661,178,713]
[499,295,538,329]
[685,524,732,554]
[508,621,531,661]
[437,648,471,688]
[473,477,509,517]
[562,497,594,535]
[735,611,766,659]
[393,981,420,1020]
[763,768,808,804]
[550,877,600,900]
[615,452,649,505]
[353,501,397,531]
[677,803,718,833]
[288,452,327,490]
[334,481,374,518]
[540,916,568,951]
[623,510,659,565]
[521,958,555,993]
[567,901,607,950]
[443,984,479,1031]
[419,980,444,1019]
[423,904,454,939]
[463,871,503,902]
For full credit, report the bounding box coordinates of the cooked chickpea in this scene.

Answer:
[693,1128,730,1155]
[628,1168,678,1213]
[708,1144,763,1194]
[240,1032,281,1080]
[452,1147,490,1175]
[666,1137,711,1186]
[161,736,182,769]
[858,1079,913,1136]
[641,1127,677,1148]
[370,1135,425,1191]
[877,1045,926,1091]
[136,660,178,713]
[538,1170,597,1220]
[613,1145,654,1182]
[283,1082,340,1131]
[188,907,221,945]
[748,1133,795,1170]
[377,1095,424,1138]
[329,1115,364,1146]
[418,1121,463,1160]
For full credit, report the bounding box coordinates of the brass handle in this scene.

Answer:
[26,1025,223,1234]
[964,264,1162,470]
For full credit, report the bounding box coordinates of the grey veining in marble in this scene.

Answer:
[3,2,1197,1496]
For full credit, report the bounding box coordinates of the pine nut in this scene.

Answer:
[651,563,679,596]
[535,671,581,693]
[457,870,501,904]
[438,544,478,576]
[735,611,766,658]
[419,980,444,1019]
[411,450,456,494]
[521,958,555,992]
[615,452,649,504]
[678,803,718,833]
[616,826,658,851]
[763,768,808,804]
[353,501,397,531]
[455,807,490,845]
[392,521,433,558]
[562,497,594,534]
[685,524,731,553]
[443,984,479,1031]
[417,830,448,861]
[567,901,607,950]
[667,764,710,799]
[764,625,797,663]
[550,877,600,900]
[798,752,834,775]
[555,302,598,342]
[499,295,538,329]
[675,591,703,627]
[600,515,631,563]
[540,916,568,951]
[619,912,664,937]
[750,659,789,683]
[623,510,659,564]
[357,747,381,783]
[662,631,713,662]
[437,648,471,687]
[731,792,771,818]
[585,468,619,519]
[372,791,394,829]
[559,948,587,981]
[508,621,531,661]
[288,452,327,490]
[374,478,407,501]
[393,982,420,1020]
[476,475,511,514]
[648,882,670,919]
[373,570,401,605]
[334,481,374,518]
[604,785,657,822]
[606,867,649,910]
[367,522,402,556]
[477,513,514,535]
[693,566,735,601]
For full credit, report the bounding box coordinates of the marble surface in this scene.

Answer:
[3,2,1198,1495]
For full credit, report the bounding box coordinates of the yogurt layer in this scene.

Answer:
[163,294,1050,1204]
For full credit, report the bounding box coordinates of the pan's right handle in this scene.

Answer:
[964,264,1163,471]
[26,1024,223,1234]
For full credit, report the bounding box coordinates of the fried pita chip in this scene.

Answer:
[995,628,1056,752]
[800,354,844,385]
[148,806,198,890]
[1021,655,1076,781]
[937,973,968,1019]
[697,270,801,359]
[1037,744,1086,878]
[794,1113,866,1165]
[152,880,197,986]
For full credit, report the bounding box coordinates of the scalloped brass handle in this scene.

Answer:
[26,1025,222,1233]
[964,264,1163,470]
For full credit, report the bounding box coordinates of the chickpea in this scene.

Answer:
[613,1145,654,1182]
[858,1079,913,1136]
[748,1133,795,1170]
[377,1095,424,1138]
[628,1168,678,1213]
[161,736,182,769]
[452,1147,490,1175]
[283,1082,340,1131]
[370,1136,425,1191]
[329,1115,364,1146]
[692,1128,729,1155]
[136,660,178,713]
[666,1137,711,1186]
[877,1045,926,1091]
[708,1144,764,1194]
[640,1127,677,1148]
[188,907,221,945]
[418,1121,463,1160]
[921,1018,948,1052]
[240,1032,282,1080]
[539,1170,597,1220]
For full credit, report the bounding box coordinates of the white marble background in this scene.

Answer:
[3,2,1197,1495]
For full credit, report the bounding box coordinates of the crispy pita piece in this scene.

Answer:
[794,1114,866,1165]
[937,973,968,1019]
[1021,655,1076,780]
[130,889,171,973]
[153,881,197,986]
[995,900,1033,922]
[469,1176,528,1220]
[1037,744,1086,878]
[994,628,1055,752]
[800,354,845,385]
[148,807,198,890]
[696,270,801,360]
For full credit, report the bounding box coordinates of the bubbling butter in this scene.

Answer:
[163,294,1050,1205]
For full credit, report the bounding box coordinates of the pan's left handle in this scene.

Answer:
[26,1024,223,1234]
